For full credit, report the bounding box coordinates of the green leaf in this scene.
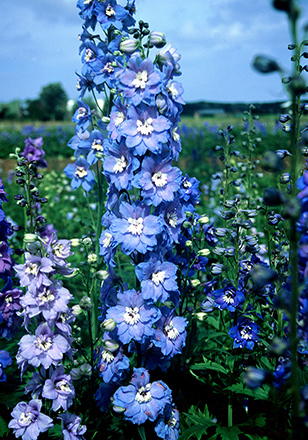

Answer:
[224,383,270,400]
[0,415,9,437]
[216,425,242,440]
[180,406,216,440]
[190,357,229,375]
[138,426,147,440]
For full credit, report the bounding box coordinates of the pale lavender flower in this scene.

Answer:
[42,365,75,411]
[14,253,54,289]
[9,399,53,440]
[17,322,71,371]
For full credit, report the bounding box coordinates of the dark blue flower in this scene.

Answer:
[214,283,245,312]
[229,317,259,350]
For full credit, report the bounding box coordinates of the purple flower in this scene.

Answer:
[133,157,182,207]
[21,137,48,168]
[20,280,72,326]
[136,257,178,304]
[156,44,181,76]
[64,157,95,192]
[42,365,75,411]
[119,56,162,106]
[58,412,87,440]
[119,104,171,156]
[153,309,187,357]
[9,399,53,440]
[0,240,14,275]
[106,289,161,345]
[17,322,71,371]
[24,368,46,398]
[0,349,12,382]
[0,178,8,203]
[14,253,54,289]
[110,201,162,255]
[113,368,172,425]
[0,287,22,320]
[229,317,259,350]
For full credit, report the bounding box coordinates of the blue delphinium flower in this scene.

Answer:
[96,0,128,31]
[133,156,182,207]
[64,157,95,192]
[213,283,245,312]
[113,367,172,425]
[72,100,91,132]
[119,56,162,106]
[153,308,187,357]
[110,201,162,255]
[106,289,161,344]
[229,317,259,350]
[96,346,130,383]
[9,399,53,440]
[135,257,178,304]
[155,404,180,440]
[118,104,171,156]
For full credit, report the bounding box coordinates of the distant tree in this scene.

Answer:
[26,82,68,121]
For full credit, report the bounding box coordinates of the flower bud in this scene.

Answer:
[24,233,38,243]
[149,31,166,48]
[102,339,119,352]
[197,216,209,224]
[113,405,125,413]
[72,305,83,316]
[185,240,192,248]
[94,270,109,280]
[198,249,210,257]
[252,55,281,74]
[120,39,139,54]
[182,221,192,229]
[210,263,225,275]
[191,279,201,287]
[83,237,92,247]
[101,318,117,332]
[79,296,92,311]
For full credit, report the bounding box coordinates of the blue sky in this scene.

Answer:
[1,0,308,103]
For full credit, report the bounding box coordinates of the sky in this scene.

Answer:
[1,0,308,104]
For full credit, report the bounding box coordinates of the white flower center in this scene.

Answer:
[132,71,148,89]
[5,295,13,303]
[25,263,38,276]
[102,62,114,73]
[85,48,95,62]
[102,232,112,248]
[222,290,235,305]
[124,306,140,325]
[167,83,178,99]
[152,171,168,187]
[56,380,71,392]
[240,327,252,340]
[91,140,103,151]
[115,111,125,126]
[75,167,88,178]
[18,412,33,426]
[38,288,55,304]
[183,180,192,188]
[151,270,166,286]
[172,127,180,142]
[167,211,178,228]
[113,156,127,173]
[77,108,87,119]
[53,243,64,257]
[84,0,93,4]
[137,118,154,136]
[106,5,116,16]
[135,384,152,403]
[164,322,179,340]
[127,217,143,235]
[35,336,53,351]
[101,350,115,363]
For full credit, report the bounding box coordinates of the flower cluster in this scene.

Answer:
[65,1,201,437]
